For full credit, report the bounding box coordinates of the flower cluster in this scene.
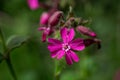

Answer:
[27,0,101,65]
[38,11,63,42]
[27,0,61,42]
[38,10,101,65]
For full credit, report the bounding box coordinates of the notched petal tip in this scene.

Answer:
[56,50,65,60]
[60,27,67,42]
[68,28,75,42]
[65,53,73,65]
[70,38,85,51]
[70,50,79,62]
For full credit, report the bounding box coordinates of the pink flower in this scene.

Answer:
[38,26,53,42]
[27,0,39,10]
[76,26,97,37]
[40,12,50,25]
[47,27,85,65]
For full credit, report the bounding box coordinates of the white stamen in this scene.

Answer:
[62,43,71,52]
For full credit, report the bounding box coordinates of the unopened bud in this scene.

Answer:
[84,39,94,47]
[84,38,101,49]
[40,12,49,25]
[94,38,101,49]
[76,26,97,37]
[49,11,63,26]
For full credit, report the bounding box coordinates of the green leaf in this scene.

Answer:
[6,35,29,51]
[0,53,3,63]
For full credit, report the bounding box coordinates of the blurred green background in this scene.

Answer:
[0,0,120,80]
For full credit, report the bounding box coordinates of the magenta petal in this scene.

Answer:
[65,53,73,65]
[57,50,65,60]
[42,32,47,42]
[48,44,62,52]
[48,38,62,44]
[69,50,79,62]
[68,28,75,42]
[27,0,39,10]
[51,50,59,58]
[60,27,67,43]
[40,12,49,25]
[90,32,96,37]
[70,38,85,51]
[71,44,85,51]
[38,27,46,31]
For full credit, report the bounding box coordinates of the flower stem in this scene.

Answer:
[55,74,60,80]
[6,54,17,80]
[0,26,17,80]
[54,60,60,80]
[0,26,7,52]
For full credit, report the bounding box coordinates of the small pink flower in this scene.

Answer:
[76,26,97,37]
[27,0,39,10]
[38,26,53,42]
[40,12,50,25]
[47,27,85,65]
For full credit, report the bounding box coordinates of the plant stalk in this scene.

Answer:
[0,26,7,52]
[6,54,17,80]
[54,60,61,80]
[0,26,17,80]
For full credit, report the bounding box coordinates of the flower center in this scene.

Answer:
[62,43,70,52]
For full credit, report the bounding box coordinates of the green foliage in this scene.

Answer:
[0,53,3,63]
[6,35,29,51]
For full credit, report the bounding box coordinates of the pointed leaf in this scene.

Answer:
[6,35,29,51]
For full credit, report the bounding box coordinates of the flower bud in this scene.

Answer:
[76,26,97,37]
[84,38,101,49]
[40,12,49,25]
[83,39,94,47]
[49,11,63,26]
[27,0,39,10]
